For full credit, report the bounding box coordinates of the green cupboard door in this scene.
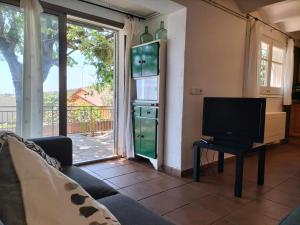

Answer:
[140,118,157,159]
[131,47,142,78]
[133,116,142,155]
[141,42,159,77]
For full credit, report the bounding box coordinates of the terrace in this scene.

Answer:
[0,105,114,163]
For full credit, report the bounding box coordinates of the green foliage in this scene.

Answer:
[44,92,59,106]
[0,3,115,93]
[67,23,114,89]
[0,4,24,58]
[43,92,59,125]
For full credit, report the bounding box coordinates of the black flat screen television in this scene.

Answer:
[202,97,266,144]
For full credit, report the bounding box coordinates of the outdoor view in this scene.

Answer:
[66,21,115,163]
[0,3,115,163]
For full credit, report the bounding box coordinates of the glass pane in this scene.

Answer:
[261,42,269,59]
[272,46,284,63]
[271,63,283,88]
[260,60,268,86]
[41,13,59,137]
[66,20,115,163]
[136,77,158,101]
[0,3,24,134]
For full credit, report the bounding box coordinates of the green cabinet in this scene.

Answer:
[132,47,142,78]
[140,118,157,158]
[133,106,158,159]
[131,42,159,78]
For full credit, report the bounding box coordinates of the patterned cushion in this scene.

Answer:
[0,131,61,170]
[0,140,27,225]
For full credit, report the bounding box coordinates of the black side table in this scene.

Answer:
[193,140,266,197]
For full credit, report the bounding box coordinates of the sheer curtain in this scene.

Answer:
[20,0,43,138]
[243,19,262,97]
[283,39,294,106]
[120,18,137,158]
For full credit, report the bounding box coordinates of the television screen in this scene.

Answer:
[202,97,266,143]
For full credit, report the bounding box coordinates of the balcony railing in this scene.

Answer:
[0,106,113,136]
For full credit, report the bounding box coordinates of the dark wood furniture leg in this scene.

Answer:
[193,145,201,182]
[218,151,224,173]
[257,146,266,186]
[235,154,244,197]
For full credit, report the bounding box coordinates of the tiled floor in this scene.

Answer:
[80,140,300,225]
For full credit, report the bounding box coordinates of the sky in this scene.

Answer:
[0,50,98,95]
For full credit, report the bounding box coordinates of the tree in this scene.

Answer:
[0,4,114,132]
[67,23,114,90]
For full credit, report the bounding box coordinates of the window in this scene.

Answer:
[0,1,118,163]
[259,37,285,95]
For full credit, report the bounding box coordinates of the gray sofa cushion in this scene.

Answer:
[62,166,118,199]
[0,141,27,225]
[279,206,300,225]
[99,194,175,225]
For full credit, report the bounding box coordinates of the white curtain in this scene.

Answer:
[243,19,262,98]
[20,0,43,138]
[120,18,137,158]
[283,39,294,105]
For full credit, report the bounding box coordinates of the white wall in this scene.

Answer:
[176,0,287,171]
[178,0,246,170]
[164,8,187,170]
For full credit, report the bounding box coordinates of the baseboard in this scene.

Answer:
[163,165,182,177]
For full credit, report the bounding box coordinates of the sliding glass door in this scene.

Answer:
[66,19,116,163]
[0,2,60,137]
[0,1,118,163]
[0,3,24,134]
[41,13,60,137]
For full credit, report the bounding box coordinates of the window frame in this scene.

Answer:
[259,36,286,96]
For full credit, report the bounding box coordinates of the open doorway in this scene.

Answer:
[66,18,117,164]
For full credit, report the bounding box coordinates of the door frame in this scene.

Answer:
[65,16,120,160]
[0,0,123,161]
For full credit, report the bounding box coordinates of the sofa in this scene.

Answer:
[279,206,300,225]
[30,136,174,225]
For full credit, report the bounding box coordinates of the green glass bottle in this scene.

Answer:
[155,21,167,40]
[140,26,153,44]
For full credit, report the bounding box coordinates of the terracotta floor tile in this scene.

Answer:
[79,141,300,225]
[225,209,279,225]
[262,188,300,208]
[120,175,187,200]
[139,184,210,215]
[93,163,146,179]
[194,194,243,217]
[164,202,221,225]
[243,199,292,221]
[107,170,162,188]
[82,158,131,171]
[273,177,300,197]
[212,220,235,225]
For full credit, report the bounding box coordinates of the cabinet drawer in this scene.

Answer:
[141,107,157,118]
[133,107,141,116]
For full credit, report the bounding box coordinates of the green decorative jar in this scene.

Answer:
[155,21,167,40]
[140,26,153,44]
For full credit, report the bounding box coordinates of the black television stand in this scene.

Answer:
[193,139,266,198]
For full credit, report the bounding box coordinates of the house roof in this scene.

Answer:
[70,88,104,106]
